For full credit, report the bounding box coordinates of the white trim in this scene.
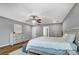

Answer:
[0,44,10,47]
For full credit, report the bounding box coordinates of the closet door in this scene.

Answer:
[14,24,22,33]
[36,25,43,37]
[32,26,36,38]
[32,25,43,38]
[23,25,32,40]
[49,24,63,37]
[13,24,22,44]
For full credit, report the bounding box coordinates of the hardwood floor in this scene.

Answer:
[0,40,29,55]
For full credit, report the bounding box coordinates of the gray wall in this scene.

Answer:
[32,24,63,38]
[22,25,32,40]
[0,22,13,46]
[0,16,24,47]
[0,17,13,46]
[63,4,79,32]
[49,24,63,37]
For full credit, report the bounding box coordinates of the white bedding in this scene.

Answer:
[26,37,77,51]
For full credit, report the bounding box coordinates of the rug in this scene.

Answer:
[9,48,28,55]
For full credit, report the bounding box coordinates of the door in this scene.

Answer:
[32,26,36,38]
[43,26,49,37]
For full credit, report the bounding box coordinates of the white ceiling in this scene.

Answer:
[0,3,74,25]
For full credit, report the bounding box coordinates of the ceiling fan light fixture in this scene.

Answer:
[52,20,58,23]
[32,20,36,24]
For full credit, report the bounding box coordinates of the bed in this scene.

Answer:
[24,34,77,55]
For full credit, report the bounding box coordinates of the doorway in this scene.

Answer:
[43,26,49,37]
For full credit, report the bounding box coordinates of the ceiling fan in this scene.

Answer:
[26,14,42,24]
[30,15,42,23]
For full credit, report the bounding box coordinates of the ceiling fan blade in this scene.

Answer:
[37,19,41,23]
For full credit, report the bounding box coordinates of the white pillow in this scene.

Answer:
[63,33,68,38]
[63,34,75,43]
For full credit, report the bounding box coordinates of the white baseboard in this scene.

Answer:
[0,44,10,48]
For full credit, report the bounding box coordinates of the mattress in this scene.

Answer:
[26,37,77,51]
[27,46,68,55]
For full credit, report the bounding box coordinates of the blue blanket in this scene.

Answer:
[22,44,68,55]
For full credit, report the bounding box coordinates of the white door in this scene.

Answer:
[32,27,36,38]
[43,26,49,37]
